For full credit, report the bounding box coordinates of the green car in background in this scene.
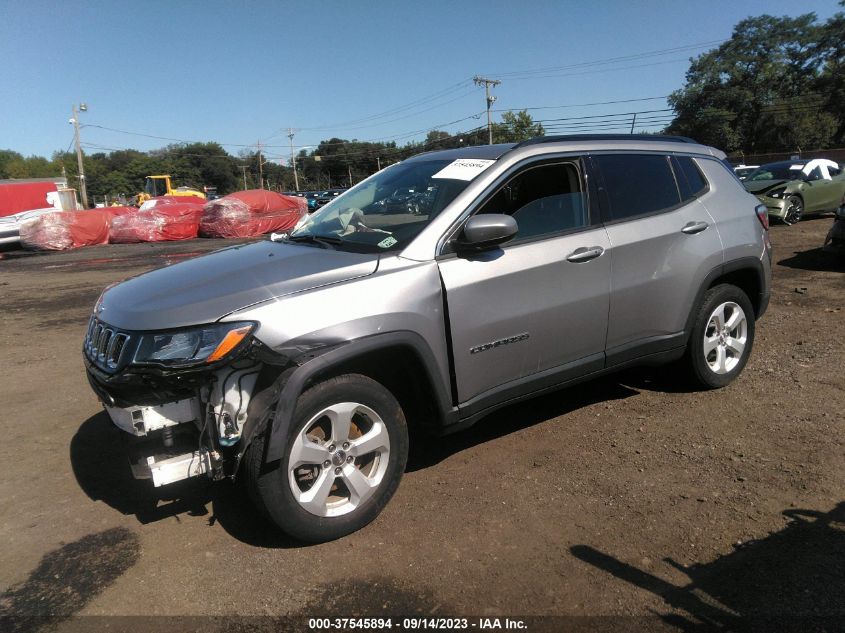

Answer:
[743,159,845,225]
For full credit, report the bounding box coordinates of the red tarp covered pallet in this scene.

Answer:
[20,210,110,250]
[140,195,205,210]
[109,203,203,243]
[200,190,307,238]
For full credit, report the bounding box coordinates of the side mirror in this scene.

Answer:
[456,214,518,251]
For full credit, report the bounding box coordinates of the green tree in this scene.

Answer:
[667,13,839,153]
[492,110,545,143]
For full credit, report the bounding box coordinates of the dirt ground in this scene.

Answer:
[0,218,843,631]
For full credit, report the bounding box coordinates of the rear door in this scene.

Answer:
[805,164,843,212]
[437,158,611,407]
[593,153,724,365]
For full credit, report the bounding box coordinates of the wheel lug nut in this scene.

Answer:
[334,467,342,475]
[328,445,335,453]
[323,460,330,468]
[347,455,353,463]
[342,442,350,449]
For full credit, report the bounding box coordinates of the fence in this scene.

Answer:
[728,147,845,166]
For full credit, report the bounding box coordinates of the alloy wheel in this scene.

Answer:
[702,301,748,375]
[288,402,391,517]
[784,196,803,225]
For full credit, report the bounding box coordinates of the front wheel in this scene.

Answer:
[245,374,408,543]
[783,195,804,225]
[684,284,756,389]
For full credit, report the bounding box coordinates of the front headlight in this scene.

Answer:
[767,187,787,199]
[134,322,254,367]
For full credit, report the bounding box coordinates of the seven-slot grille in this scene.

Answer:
[85,318,131,371]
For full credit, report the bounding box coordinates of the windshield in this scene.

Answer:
[289,158,485,253]
[746,162,806,182]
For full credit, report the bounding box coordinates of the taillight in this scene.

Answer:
[755,204,769,230]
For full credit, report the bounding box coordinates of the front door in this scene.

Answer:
[437,159,610,407]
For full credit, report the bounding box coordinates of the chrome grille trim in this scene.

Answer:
[85,318,132,371]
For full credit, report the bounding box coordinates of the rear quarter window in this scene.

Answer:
[594,154,681,222]
[671,156,709,200]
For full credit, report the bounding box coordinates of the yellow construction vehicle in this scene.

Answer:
[136,175,206,205]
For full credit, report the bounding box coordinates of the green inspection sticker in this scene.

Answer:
[378,236,398,248]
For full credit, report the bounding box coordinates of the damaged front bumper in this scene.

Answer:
[83,318,286,488]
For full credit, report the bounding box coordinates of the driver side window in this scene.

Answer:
[477,161,587,242]
[807,166,824,181]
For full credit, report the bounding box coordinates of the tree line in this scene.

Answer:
[0,111,542,203]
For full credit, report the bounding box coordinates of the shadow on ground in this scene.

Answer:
[407,365,699,471]
[69,412,302,549]
[778,245,845,273]
[571,503,845,631]
[0,527,139,633]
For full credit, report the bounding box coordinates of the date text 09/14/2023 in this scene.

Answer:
[308,617,528,630]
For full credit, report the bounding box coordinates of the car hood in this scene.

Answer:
[97,241,380,330]
[744,179,792,195]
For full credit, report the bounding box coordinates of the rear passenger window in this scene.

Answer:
[671,156,708,200]
[594,154,680,222]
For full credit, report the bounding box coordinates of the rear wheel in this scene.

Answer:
[783,195,803,225]
[245,374,408,543]
[684,284,755,389]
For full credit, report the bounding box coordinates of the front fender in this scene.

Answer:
[262,331,456,464]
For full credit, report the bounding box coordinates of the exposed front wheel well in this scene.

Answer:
[306,345,445,437]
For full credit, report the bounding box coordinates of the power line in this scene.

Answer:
[263,78,478,140]
[490,95,670,113]
[486,39,726,79]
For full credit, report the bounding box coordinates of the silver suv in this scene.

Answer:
[84,135,772,542]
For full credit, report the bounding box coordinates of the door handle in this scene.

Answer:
[682,220,709,235]
[566,246,604,263]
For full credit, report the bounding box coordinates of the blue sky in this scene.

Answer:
[1,0,840,161]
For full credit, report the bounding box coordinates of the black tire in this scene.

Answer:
[244,373,408,543]
[684,284,756,389]
[782,195,804,225]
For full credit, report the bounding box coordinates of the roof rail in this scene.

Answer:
[512,134,699,149]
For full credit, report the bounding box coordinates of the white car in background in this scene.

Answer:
[0,191,68,247]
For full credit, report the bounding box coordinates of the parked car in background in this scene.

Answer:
[734,164,759,181]
[314,188,346,209]
[743,158,845,225]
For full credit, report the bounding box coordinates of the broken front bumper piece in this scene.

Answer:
[106,397,213,487]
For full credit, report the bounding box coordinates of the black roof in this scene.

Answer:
[514,134,699,148]
[405,143,515,162]
[405,134,703,165]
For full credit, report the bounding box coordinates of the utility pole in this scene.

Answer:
[288,128,300,192]
[630,112,637,134]
[257,140,264,189]
[71,103,89,208]
[473,76,500,145]
[348,164,353,188]
[240,165,248,190]
[376,156,381,171]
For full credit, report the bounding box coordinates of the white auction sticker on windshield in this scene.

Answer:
[432,159,496,181]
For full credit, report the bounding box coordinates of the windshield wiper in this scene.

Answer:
[286,233,343,249]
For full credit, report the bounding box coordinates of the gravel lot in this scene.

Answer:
[0,218,843,630]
